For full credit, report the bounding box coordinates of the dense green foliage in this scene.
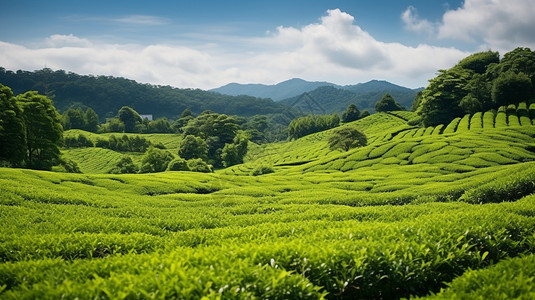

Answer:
[341,104,361,123]
[328,127,367,152]
[95,134,153,153]
[4,89,64,170]
[0,68,290,120]
[287,114,340,140]
[375,93,405,112]
[0,84,26,166]
[279,81,418,114]
[62,107,99,132]
[417,48,535,126]
[139,146,175,173]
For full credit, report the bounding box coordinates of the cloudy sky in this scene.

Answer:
[1,0,534,89]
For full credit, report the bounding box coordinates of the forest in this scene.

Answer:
[1,47,535,299]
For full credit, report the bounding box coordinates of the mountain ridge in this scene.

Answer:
[211,78,422,102]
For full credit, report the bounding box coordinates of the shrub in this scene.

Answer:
[109,156,139,174]
[140,147,174,173]
[251,165,275,176]
[167,158,190,171]
[187,158,213,173]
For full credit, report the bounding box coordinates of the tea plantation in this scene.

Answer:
[2,103,535,299]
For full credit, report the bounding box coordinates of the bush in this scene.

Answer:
[251,165,275,176]
[140,147,174,173]
[187,158,213,173]
[167,158,190,171]
[109,156,139,174]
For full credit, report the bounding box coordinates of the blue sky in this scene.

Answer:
[1,0,534,89]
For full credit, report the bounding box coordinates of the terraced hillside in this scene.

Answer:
[2,103,535,299]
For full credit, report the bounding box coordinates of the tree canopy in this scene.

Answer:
[0,84,26,166]
[341,104,361,123]
[416,47,535,126]
[16,91,63,170]
[328,127,367,152]
[375,94,404,112]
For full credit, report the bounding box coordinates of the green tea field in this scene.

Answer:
[2,104,535,299]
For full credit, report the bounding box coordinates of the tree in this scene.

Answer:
[341,104,361,123]
[147,117,172,133]
[182,111,240,166]
[417,68,470,126]
[118,106,142,133]
[375,94,404,112]
[62,108,85,130]
[178,135,208,160]
[16,91,63,170]
[84,107,99,132]
[328,127,367,152]
[456,50,499,74]
[492,71,532,107]
[109,156,139,174]
[221,134,248,167]
[0,84,26,166]
[139,146,174,173]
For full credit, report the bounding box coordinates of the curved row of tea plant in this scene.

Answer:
[1,165,535,298]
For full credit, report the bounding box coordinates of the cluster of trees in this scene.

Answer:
[0,84,63,170]
[108,110,250,173]
[180,111,248,168]
[287,114,340,140]
[415,47,535,126]
[0,68,289,121]
[62,107,99,132]
[341,104,370,123]
[98,106,175,134]
[109,148,213,174]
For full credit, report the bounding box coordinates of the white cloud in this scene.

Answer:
[401,6,435,35]
[45,34,92,48]
[0,10,470,89]
[114,15,169,26]
[437,0,535,51]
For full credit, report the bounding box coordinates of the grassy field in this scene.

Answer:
[2,104,535,298]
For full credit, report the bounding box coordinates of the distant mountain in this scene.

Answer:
[212,78,421,113]
[280,80,421,114]
[0,68,290,120]
[210,78,337,101]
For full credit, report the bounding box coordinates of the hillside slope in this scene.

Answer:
[2,103,535,298]
[0,68,289,119]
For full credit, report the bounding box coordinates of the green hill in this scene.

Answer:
[3,100,535,298]
[279,81,418,114]
[0,68,290,120]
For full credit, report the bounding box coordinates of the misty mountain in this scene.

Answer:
[210,78,337,101]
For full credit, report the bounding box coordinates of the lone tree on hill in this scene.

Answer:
[375,94,405,112]
[328,127,367,152]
